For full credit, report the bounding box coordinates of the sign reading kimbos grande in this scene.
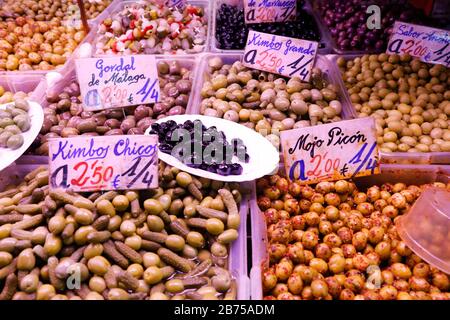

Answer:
[243,30,318,81]
[75,55,161,111]
[281,117,380,184]
[49,135,158,191]
[244,0,297,24]
[387,21,450,67]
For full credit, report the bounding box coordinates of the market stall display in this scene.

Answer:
[0,18,86,71]
[251,166,450,300]
[0,0,113,22]
[196,54,353,149]
[94,1,209,55]
[214,0,325,52]
[147,115,279,181]
[29,58,195,155]
[0,100,43,171]
[313,0,435,53]
[0,163,247,300]
[0,86,28,104]
[337,54,450,153]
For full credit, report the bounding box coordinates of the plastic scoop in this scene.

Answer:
[397,187,450,274]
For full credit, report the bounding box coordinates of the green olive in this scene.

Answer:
[0,251,13,267]
[96,199,116,216]
[144,266,163,285]
[165,234,185,252]
[147,215,165,232]
[112,195,129,211]
[144,199,163,215]
[6,134,24,149]
[143,252,161,268]
[186,231,205,248]
[165,279,184,293]
[206,218,225,236]
[176,172,192,188]
[87,256,110,276]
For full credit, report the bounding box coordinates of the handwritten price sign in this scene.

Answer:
[281,117,380,184]
[387,21,450,67]
[243,30,318,81]
[75,55,160,111]
[49,135,158,192]
[166,0,185,8]
[244,0,296,24]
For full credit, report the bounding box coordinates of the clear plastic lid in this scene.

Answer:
[397,187,450,274]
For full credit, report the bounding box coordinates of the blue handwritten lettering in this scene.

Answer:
[95,57,136,78]
[259,0,296,8]
[397,24,423,38]
[422,30,450,45]
[248,33,282,51]
[51,139,109,161]
[114,138,157,159]
[284,40,315,56]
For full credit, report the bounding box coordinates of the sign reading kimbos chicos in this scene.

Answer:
[75,54,161,111]
[244,0,297,24]
[387,21,450,67]
[281,117,380,184]
[243,30,318,81]
[49,135,158,192]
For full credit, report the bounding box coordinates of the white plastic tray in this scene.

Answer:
[210,0,332,54]
[145,114,280,182]
[0,163,250,300]
[328,53,450,165]
[0,101,44,171]
[249,164,450,299]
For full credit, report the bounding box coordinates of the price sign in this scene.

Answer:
[281,117,380,184]
[244,0,296,24]
[387,21,450,67]
[243,30,318,81]
[166,0,186,8]
[49,135,158,192]
[75,55,160,111]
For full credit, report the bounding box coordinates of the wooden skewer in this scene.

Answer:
[76,0,90,33]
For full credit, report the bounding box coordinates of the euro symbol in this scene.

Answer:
[112,175,120,189]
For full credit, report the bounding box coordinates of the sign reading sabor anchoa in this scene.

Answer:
[387,21,450,67]
[243,30,318,81]
[281,117,380,184]
[49,135,158,192]
[244,0,297,24]
[75,55,160,111]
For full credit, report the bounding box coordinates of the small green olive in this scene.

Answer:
[165,234,185,252]
[206,218,225,236]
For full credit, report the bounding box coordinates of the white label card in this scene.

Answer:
[243,30,318,81]
[244,0,297,24]
[49,135,158,192]
[75,55,160,111]
[281,117,380,184]
[387,21,450,67]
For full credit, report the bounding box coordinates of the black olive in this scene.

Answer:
[230,163,243,175]
[216,164,231,176]
[159,143,173,154]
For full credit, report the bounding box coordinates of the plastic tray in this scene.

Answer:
[23,55,199,158]
[210,0,332,54]
[91,0,212,57]
[249,164,450,299]
[328,53,450,165]
[0,19,98,77]
[0,0,115,23]
[308,0,383,55]
[0,72,43,101]
[189,52,355,120]
[0,163,250,300]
